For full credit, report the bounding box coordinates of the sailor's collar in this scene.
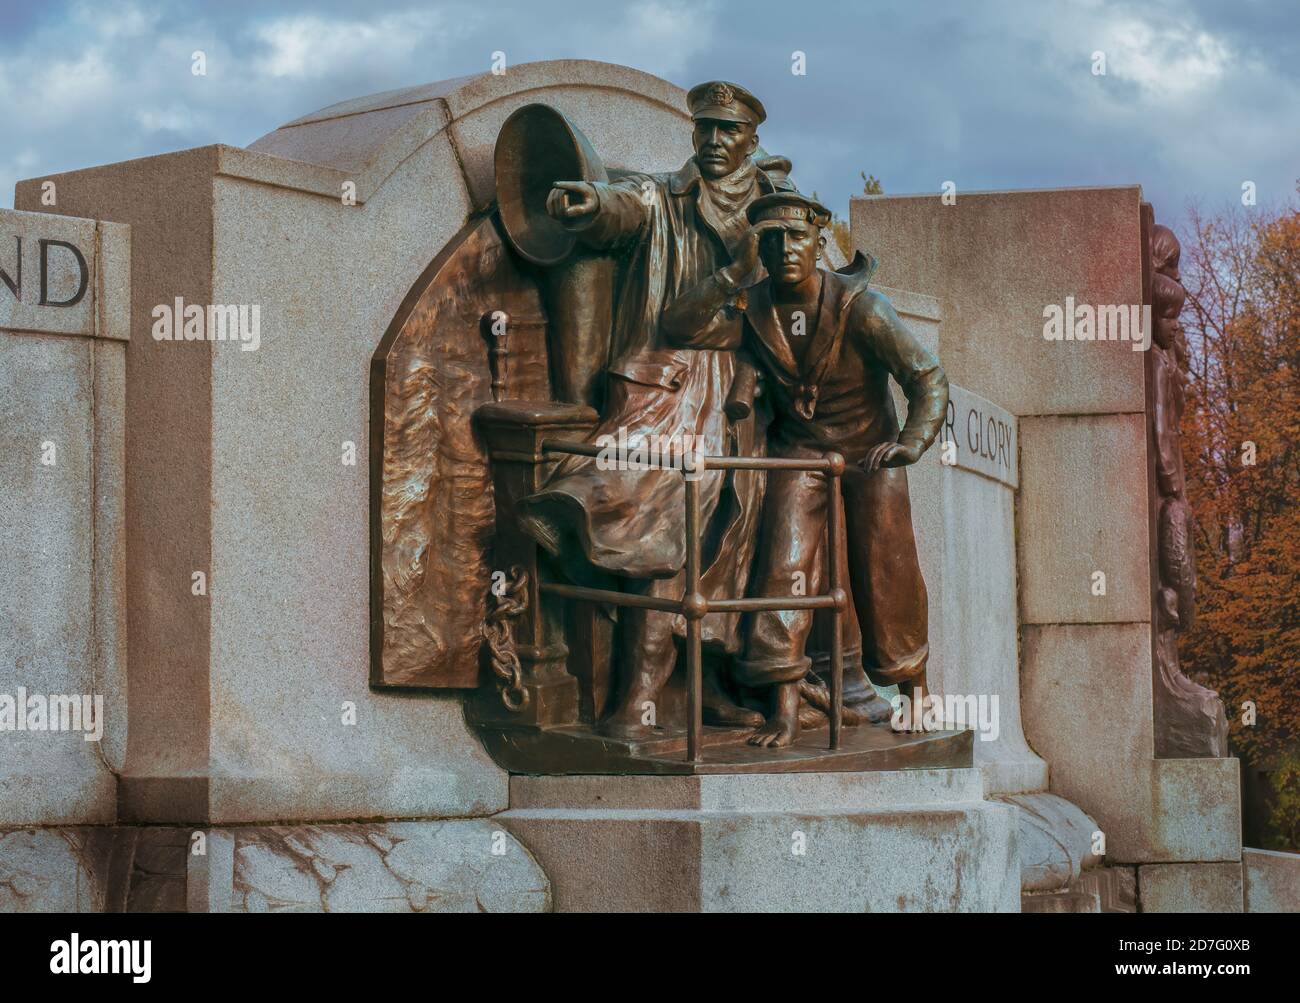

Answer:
[742,269,873,420]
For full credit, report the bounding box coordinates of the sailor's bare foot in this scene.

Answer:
[896,672,935,733]
[750,715,799,747]
[702,674,764,728]
[748,682,800,748]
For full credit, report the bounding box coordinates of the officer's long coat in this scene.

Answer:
[518,158,780,651]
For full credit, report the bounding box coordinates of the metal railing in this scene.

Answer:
[538,438,848,762]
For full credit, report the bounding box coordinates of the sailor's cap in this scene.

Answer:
[747,191,832,227]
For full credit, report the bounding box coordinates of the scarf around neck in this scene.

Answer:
[695,156,760,255]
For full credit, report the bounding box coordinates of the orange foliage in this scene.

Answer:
[1178,190,1300,766]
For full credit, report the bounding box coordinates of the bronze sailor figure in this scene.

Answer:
[663,191,949,746]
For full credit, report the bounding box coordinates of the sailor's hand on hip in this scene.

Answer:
[860,440,921,473]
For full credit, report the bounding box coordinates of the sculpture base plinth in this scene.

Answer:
[499,768,1018,911]
[475,720,972,775]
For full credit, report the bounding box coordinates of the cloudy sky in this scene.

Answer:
[2,0,1296,224]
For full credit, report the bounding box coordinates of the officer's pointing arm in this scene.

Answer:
[547,177,651,250]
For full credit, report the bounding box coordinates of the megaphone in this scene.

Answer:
[495,104,609,266]
[494,104,615,409]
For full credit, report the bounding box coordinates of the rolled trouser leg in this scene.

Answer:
[735,467,826,688]
[809,489,871,704]
[842,465,930,688]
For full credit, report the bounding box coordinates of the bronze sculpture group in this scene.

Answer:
[515,81,948,752]
[369,74,960,771]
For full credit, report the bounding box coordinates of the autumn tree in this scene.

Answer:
[1178,188,1300,780]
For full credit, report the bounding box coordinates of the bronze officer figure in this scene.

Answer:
[518,82,790,737]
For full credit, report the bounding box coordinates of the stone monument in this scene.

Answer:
[2,60,1293,913]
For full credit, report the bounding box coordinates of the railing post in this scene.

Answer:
[826,452,846,750]
[684,468,704,763]
[527,443,855,758]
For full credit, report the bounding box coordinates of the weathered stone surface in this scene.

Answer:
[1,822,546,913]
[0,826,189,914]
[251,96,452,186]
[1149,758,1242,862]
[1,209,129,828]
[1139,861,1244,913]
[875,286,940,338]
[203,132,504,823]
[1075,865,1138,912]
[203,821,549,913]
[901,372,1044,794]
[91,338,128,776]
[1022,622,1241,862]
[1018,414,1151,625]
[246,60,693,211]
[13,827,194,913]
[851,187,1145,416]
[999,792,1101,891]
[0,326,122,825]
[1243,848,1300,913]
[511,768,985,812]
[96,221,131,342]
[1022,890,1099,913]
[502,770,1019,912]
[119,828,189,912]
[0,829,112,911]
[20,128,502,826]
[19,149,219,825]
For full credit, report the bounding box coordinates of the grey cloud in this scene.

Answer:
[1,0,1295,226]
